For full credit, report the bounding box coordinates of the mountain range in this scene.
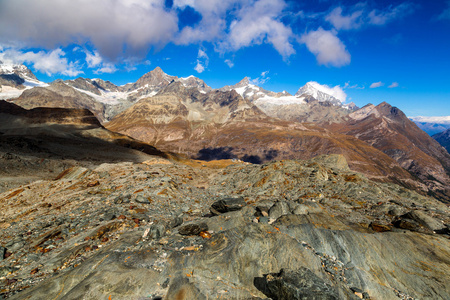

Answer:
[1,63,450,300]
[1,64,450,203]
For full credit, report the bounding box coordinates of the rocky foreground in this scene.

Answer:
[0,154,449,299]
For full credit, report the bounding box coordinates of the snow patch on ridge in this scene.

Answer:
[255,95,305,106]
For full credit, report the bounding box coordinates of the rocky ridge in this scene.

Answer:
[328,102,450,202]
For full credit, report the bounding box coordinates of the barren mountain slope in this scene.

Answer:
[106,84,428,196]
[0,101,173,193]
[328,102,450,202]
[433,128,450,153]
[12,81,106,122]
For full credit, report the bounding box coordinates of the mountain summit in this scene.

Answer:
[296,81,344,105]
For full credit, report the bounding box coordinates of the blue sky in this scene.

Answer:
[0,0,449,116]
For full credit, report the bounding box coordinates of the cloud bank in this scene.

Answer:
[0,0,418,75]
[0,48,82,76]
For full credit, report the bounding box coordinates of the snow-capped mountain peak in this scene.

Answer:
[0,60,38,81]
[0,61,48,100]
[295,81,346,105]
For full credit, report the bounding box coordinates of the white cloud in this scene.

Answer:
[370,81,384,88]
[194,48,209,73]
[388,82,399,88]
[94,63,117,74]
[85,50,103,68]
[300,28,350,67]
[0,47,82,76]
[224,59,234,68]
[226,0,295,59]
[325,7,363,30]
[194,61,205,73]
[82,49,118,74]
[174,0,295,60]
[198,49,208,59]
[368,3,416,25]
[0,0,179,61]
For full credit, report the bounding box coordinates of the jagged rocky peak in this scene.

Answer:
[296,81,342,106]
[178,75,212,93]
[91,78,121,92]
[376,101,407,120]
[135,66,176,88]
[0,60,38,81]
[236,76,250,87]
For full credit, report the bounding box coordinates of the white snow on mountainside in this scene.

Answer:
[0,62,48,100]
[296,81,346,104]
[255,95,305,106]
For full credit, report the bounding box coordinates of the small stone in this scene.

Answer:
[136,195,151,204]
[211,197,246,215]
[269,201,290,219]
[87,180,100,187]
[370,223,392,232]
[114,195,131,204]
[149,224,166,239]
[178,223,208,236]
[169,216,183,228]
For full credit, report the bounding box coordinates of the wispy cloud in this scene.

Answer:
[326,2,417,30]
[84,50,103,68]
[300,28,351,67]
[224,59,234,68]
[325,7,363,30]
[368,3,416,25]
[93,63,117,74]
[194,48,209,73]
[251,70,270,85]
[370,81,384,88]
[388,82,399,88]
[344,82,365,89]
[437,1,450,20]
[82,49,118,74]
